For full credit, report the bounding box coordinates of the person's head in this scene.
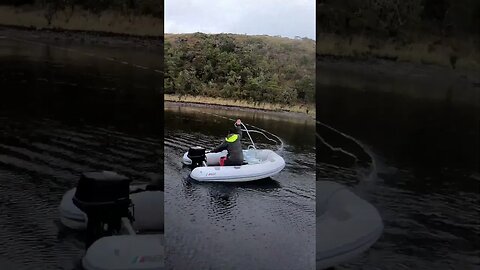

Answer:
[227,127,236,136]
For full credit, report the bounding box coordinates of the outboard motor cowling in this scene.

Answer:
[187,146,206,168]
[73,171,132,247]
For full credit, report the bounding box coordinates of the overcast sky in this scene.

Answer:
[165,0,315,39]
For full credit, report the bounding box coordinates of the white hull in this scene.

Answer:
[316,181,383,269]
[182,149,285,182]
[59,188,87,229]
[83,234,164,270]
[59,186,164,231]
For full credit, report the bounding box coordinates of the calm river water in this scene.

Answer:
[0,30,162,269]
[316,59,479,269]
[164,103,316,270]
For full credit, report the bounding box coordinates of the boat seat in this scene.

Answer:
[245,157,261,164]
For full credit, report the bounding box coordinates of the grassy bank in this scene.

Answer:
[317,33,480,71]
[164,94,315,117]
[316,0,480,71]
[0,5,162,36]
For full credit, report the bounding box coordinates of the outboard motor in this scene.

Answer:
[187,146,206,168]
[73,171,132,248]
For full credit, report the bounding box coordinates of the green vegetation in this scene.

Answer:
[317,0,478,38]
[0,0,162,36]
[317,0,480,70]
[1,0,162,19]
[164,33,315,108]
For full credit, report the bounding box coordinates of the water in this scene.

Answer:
[3,29,477,270]
[0,31,162,269]
[316,59,479,269]
[164,103,316,270]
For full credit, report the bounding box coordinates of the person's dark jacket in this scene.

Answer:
[212,124,243,165]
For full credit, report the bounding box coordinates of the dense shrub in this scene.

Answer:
[317,0,480,38]
[0,0,163,18]
[164,34,315,105]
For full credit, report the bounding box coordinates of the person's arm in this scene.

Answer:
[211,141,228,153]
[235,119,243,140]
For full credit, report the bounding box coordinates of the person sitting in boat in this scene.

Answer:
[211,119,244,166]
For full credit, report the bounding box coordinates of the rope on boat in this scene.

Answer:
[241,130,278,145]
[198,111,285,151]
[240,122,257,149]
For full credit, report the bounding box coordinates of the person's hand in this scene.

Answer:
[235,119,242,125]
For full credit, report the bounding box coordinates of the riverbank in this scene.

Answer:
[0,5,162,37]
[317,33,480,71]
[0,25,163,52]
[164,94,315,118]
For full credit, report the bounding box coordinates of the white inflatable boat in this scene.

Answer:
[182,149,285,182]
[59,186,164,231]
[58,171,164,270]
[316,181,383,269]
[83,234,164,270]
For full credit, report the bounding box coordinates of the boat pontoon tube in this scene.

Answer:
[82,234,164,270]
[182,149,285,182]
[59,187,164,231]
[316,181,383,269]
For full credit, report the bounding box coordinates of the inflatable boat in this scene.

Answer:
[59,186,164,231]
[58,171,164,270]
[316,181,383,269]
[182,148,285,182]
[83,234,164,270]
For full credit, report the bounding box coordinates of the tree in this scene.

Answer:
[164,33,315,105]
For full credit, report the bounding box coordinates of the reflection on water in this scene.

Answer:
[0,34,162,269]
[0,37,162,134]
[164,103,315,151]
[316,60,479,269]
[165,104,315,270]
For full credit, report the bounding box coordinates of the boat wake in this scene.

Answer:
[316,120,377,183]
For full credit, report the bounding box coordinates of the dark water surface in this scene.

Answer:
[316,60,479,269]
[0,33,162,269]
[164,103,316,270]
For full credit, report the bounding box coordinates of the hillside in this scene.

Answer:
[316,0,480,70]
[0,0,163,36]
[164,33,315,109]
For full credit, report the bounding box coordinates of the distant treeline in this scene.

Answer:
[317,0,479,38]
[165,33,315,106]
[0,0,162,20]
